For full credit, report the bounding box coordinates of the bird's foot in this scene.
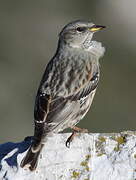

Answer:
[65,126,88,148]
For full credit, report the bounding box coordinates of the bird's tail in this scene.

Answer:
[20,144,43,171]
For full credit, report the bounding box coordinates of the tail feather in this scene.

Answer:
[20,145,43,171]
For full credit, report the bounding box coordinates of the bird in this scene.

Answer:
[20,20,106,171]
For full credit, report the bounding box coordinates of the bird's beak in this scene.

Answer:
[89,25,106,32]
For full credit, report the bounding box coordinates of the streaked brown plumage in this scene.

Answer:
[21,20,105,170]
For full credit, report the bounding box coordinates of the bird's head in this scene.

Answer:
[59,20,105,48]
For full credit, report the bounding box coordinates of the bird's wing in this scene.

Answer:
[46,70,99,131]
[34,55,99,131]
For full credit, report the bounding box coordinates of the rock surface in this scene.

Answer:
[0,131,136,180]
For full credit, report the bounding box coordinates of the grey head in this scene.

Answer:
[59,20,105,48]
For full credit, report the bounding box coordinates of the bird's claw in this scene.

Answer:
[65,131,77,148]
[66,136,72,148]
[66,141,70,148]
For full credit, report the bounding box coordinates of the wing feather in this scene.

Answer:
[34,69,99,129]
[34,52,100,130]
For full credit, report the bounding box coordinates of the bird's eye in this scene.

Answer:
[76,27,86,32]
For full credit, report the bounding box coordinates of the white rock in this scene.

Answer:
[0,131,136,180]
